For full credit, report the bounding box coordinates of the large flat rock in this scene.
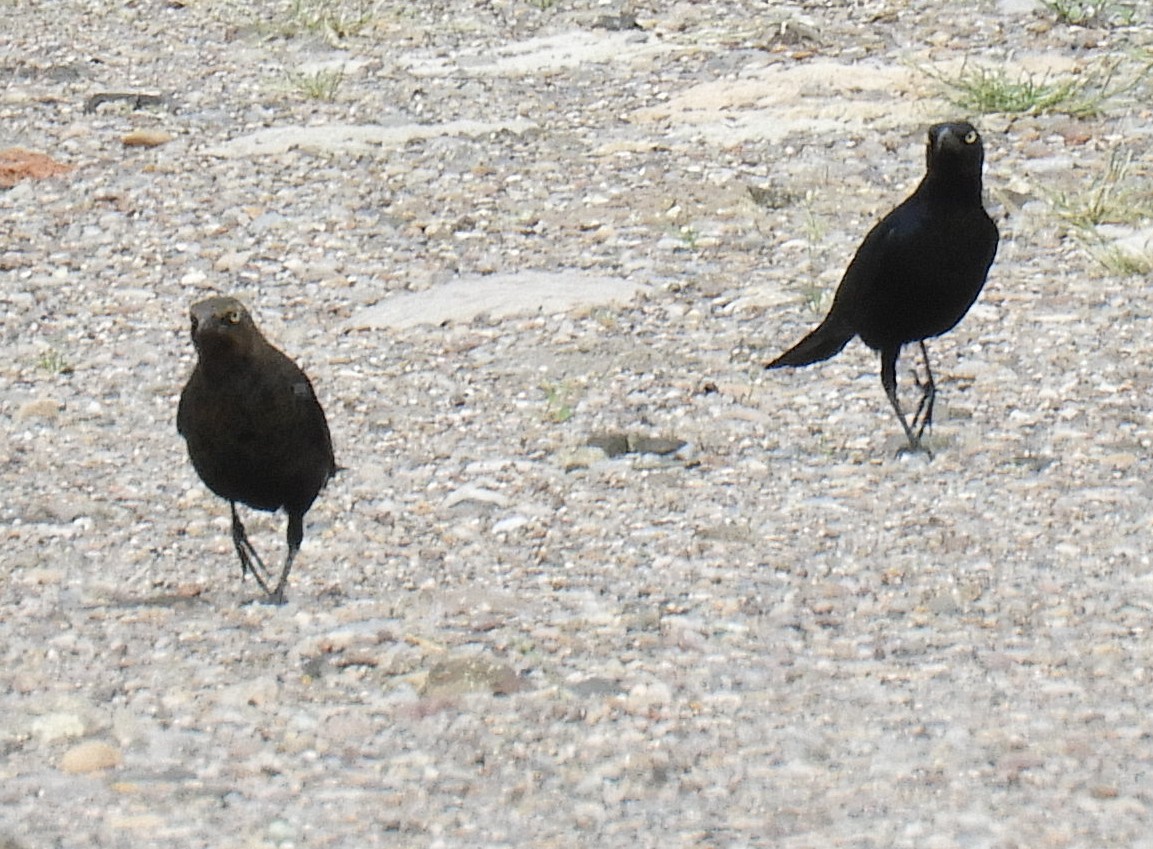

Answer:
[403,29,678,77]
[204,118,537,158]
[343,271,647,330]
[632,60,923,146]
[630,53,1089,147]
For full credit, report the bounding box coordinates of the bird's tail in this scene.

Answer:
[766,315,854,369]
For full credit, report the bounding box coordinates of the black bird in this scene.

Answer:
[766,121,999,454]
[177,296,336,603]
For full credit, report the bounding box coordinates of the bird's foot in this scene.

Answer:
[241,592,288,607]
[895,438,934,461]
[267,582,288,606]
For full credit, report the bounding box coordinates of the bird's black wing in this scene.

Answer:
[828,196,929,321]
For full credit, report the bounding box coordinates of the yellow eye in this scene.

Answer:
[226,310,241,325]
[964,130,978,144]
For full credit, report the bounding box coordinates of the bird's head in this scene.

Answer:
[188,296,262,362]
[925,121,986,182]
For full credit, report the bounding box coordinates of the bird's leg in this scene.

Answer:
[881,347,932,458]
[910,341,937,441]
[267,549,296,606]
[230,503,273,594]
[267,512,305,605]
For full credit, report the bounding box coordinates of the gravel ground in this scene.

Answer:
[4,0,1153,846]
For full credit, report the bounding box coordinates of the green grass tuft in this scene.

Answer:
[287,68,345,101]
[1041,0,1140,27]
[928,58,1149,117]
[1052,150,1153,229]
[37,349,74,375]
[540,380,578,423]
[284,0,378,40]
[1091,245,1153,276]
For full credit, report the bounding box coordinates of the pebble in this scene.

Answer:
[121,129,173,147]
[59,741,123,774]
[15,398,62,421]
[30,713,85,743]
[266,820,297,844]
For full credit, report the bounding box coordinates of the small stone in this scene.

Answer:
[560,445,609,470]
[443,486,510,510]
[624,681,672,714]
[423,654,523,697]
[573,802,607,829]
[267,820,296,844]
[491,514,529,534]
[30,712,85,743]
[16,398,62,421]
[568,677,624,697]
[105,814,165,830]
[586,432,630,457]
[59,740,123,774]
[0,147,73,187]
[628,435,686,456]
[214,250,251,273]
[121,129,173,147]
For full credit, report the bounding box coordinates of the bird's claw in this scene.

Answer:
[896,439,934,461]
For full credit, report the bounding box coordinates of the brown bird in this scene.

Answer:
[767,122,999,454]
[177,296,336,604]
